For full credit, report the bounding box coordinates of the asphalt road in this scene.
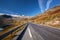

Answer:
[17,23,60,40]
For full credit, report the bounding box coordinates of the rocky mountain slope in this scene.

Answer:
[31,5,60,28]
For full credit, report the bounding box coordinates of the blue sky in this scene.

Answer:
[0,0,60,16]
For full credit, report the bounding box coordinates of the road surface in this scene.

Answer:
[17,23,60,40]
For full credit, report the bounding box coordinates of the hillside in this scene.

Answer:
[31,5,60,28]
[0,14,28,30]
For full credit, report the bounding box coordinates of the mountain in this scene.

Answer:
[0,14,12,18]
[0,14,13,28]
[0,14,29,29]
[31,5,60,28]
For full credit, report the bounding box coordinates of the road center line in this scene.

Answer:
[28,27,32,38]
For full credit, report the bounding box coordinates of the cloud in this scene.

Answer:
[38,0,43,13]
[4,10,14,14]
[22,15,24,16]
[45,0,53,10]
[10,14,20,17]
[0,8,14,14]
[0,13,5,15]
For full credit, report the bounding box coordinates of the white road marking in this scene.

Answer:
[28,27,32,38]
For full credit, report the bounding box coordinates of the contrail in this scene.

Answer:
[45,0,53,10]
[38,0,43,13]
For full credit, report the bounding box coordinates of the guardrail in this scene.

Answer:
[0,23,27,40]
[17,23,28,40]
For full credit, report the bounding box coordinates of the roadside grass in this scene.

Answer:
[2,25,24,40]
[0,20,27,40]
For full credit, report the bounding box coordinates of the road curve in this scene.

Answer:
[17,23,60,40]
